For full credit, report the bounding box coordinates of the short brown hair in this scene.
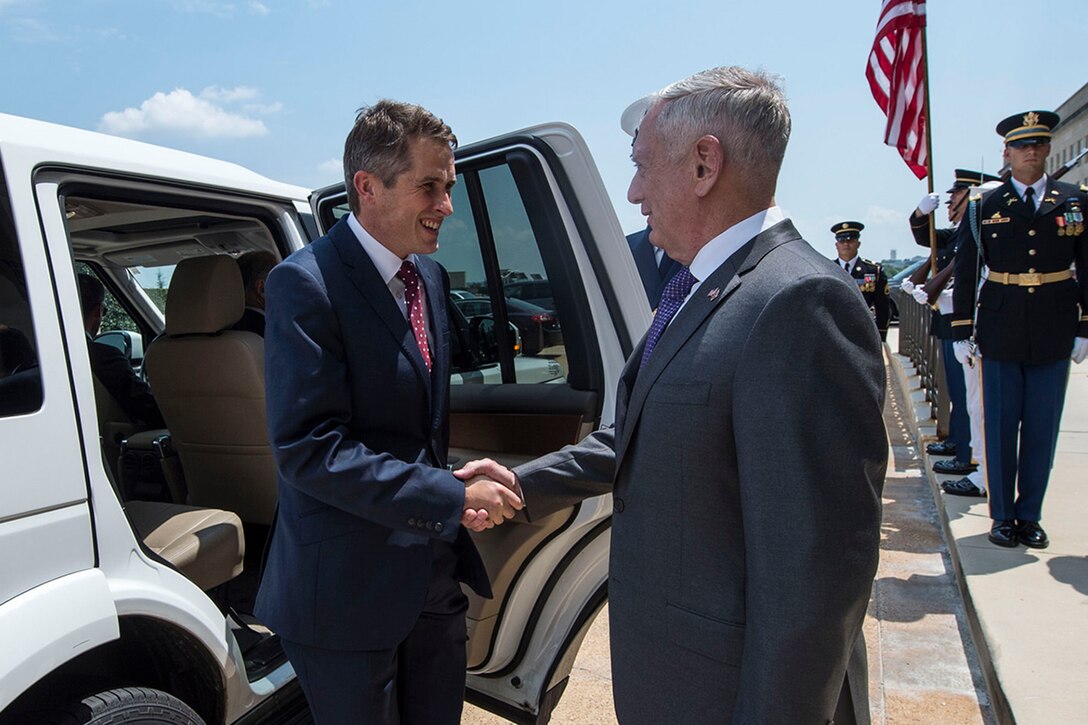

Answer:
[343,100,457,213]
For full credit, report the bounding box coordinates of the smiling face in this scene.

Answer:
[355,136,456,258]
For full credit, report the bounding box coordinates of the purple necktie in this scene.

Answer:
[396,260,432,372]
[640,266,697,369]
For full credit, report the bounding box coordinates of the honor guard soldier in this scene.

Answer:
[951,110,1088,549]
[908,171,998,490]
[832,221,890,340]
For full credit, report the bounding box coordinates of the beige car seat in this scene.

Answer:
[144,255,277,525]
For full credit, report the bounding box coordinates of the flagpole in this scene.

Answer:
[921,20,937,277]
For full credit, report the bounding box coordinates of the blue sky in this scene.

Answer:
[1,0,1084,263]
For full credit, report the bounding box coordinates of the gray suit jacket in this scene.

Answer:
[515,219,886,724]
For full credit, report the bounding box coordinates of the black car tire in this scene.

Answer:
[35,687,204,725]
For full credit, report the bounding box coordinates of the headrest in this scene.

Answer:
[164,256,244,336]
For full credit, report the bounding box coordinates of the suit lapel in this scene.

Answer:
[328,218,433,394]
[416,257,449,436]
[614,219,803,467]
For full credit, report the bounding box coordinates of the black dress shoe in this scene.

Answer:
[941,478,987,497]
[926,440,957,456]
[933,459,978,475]
[988,520,1019,548]
[1016,521,1049,549]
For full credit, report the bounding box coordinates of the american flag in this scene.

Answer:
[866,0,928,180]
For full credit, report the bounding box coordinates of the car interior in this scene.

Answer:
[16,149,609,687]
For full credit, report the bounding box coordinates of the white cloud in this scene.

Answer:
[200,85,259,102]
[244,101,284,115]
[318,158,343,174]
[9,17,59,43]
[248,0,269,15]
[174,1,236,17]
[864,205,905,225]
[98,88,268,139]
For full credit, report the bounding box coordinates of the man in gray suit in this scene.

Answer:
[458,66,886,723]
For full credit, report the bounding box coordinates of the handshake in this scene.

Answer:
[454,458,524,533]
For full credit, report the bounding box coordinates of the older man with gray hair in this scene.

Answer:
[458,66,886,724]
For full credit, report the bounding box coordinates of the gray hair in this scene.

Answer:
[343,99,458,213]
[649,66,791,192]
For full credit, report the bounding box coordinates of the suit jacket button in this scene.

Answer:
[613,497,625,513]
[434,522,443,533]
[408,517,417,527]
[426,521,435,531]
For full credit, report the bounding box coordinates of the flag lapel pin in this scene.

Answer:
[707,287,720,300]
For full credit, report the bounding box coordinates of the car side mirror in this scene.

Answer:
[94,330,144,365]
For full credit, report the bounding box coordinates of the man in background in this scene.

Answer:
[626,225,680,308]
[232,250,277,337]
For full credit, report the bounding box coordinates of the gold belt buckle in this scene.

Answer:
[1018,273,1042,287]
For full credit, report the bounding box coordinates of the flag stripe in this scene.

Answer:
[866,0,928,179]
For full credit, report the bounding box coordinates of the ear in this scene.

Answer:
[692,135,723,198]
[255,277,266,303]
[353,170,379,207]
[1002,146,1010,164]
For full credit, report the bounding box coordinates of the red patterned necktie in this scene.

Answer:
[396,260,432,372]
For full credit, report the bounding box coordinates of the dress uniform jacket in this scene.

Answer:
[951,179,1088,363]
[909,215,957,338]
[847,257,890,340]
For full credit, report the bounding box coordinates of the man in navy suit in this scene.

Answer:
[626,225,681,308]
[256,100,523,724]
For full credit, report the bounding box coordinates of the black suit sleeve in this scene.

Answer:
[909,211,934,248]
[89,341,164,427]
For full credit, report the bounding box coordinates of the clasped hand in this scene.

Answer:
[454,458,524,532]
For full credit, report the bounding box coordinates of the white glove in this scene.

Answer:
[1072,337,1088,364]
[900,279,915,293]
[911,287,929,304]
[916,193,940,215]
[953,340,974,366]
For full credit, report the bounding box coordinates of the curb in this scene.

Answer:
[884,347,1014,725]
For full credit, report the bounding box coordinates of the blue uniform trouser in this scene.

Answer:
[940,338,971,463]
[981,357,1070,523]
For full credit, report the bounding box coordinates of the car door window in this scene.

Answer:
[0,171,41,417]
[435,164,566,384]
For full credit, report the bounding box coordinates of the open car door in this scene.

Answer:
[310,123,650,723]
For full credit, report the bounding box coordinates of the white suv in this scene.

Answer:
[0,112,650,723]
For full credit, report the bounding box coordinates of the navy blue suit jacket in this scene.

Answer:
[627,227,681,309]
[256,216,490,651]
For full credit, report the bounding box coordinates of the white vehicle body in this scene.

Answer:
[0,112,651,724]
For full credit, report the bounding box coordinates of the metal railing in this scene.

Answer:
[890,288,950,437]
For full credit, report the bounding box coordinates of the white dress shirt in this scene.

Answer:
[1010,174,1048,210]
[346,214,434,351]
[679,206,788,315]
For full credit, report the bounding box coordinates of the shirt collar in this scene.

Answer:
[346,212,412,285]
[1010,174,1048,201]
[688,206,786,283]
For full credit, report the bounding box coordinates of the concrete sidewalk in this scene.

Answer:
[887,328,1088,724]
